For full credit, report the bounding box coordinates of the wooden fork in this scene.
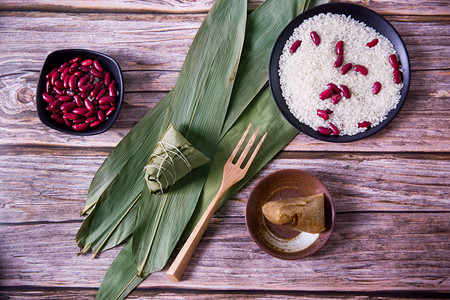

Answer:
[166,123,267,282]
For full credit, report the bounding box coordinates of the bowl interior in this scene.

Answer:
[246,169,335,260]
[269,3,411,142]
[36,49,124,135]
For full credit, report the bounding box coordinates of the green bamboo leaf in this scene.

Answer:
[220,0,310,137]
[96,241,143,300]
[82,91,172,215]
[132,0,247,277]
[76,97,169,255]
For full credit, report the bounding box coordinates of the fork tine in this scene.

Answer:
[227,123,252,163]
[243,131,267,171]
[236,127,260,167]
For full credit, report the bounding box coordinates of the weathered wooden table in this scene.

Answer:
[1,0,449,298]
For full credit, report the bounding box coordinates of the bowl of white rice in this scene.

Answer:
[269,3,410,142]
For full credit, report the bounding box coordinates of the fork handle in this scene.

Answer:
[166,186,227,282]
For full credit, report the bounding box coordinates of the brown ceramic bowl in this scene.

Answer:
[246,169,335,260]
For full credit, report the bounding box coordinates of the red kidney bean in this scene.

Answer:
[341,63,352,75]
[51,71,60,86]
[90,69,104,78]
[334,55,343,68]
[68,74,77,90]
[92,99,99,106]
[90,82,103,97]
[96,88,107,100]
[51,113,65,124]
[63,75,70,89]
[99,96,115,105]
[54,80,64,89]
[93,60,104,72]
[81,59,93,66]
[354,65,368,76]
[46,67,57,79]
[331,94,341,105]
[73,71,82,78]
[67,89,77,96]
[60,102,77,112]
[90,120,102,128]
[78,75,88,87]
[104,72,112,86]
[329,123,339,135]
[46,80,51,93]
[58,62,69,73]
[79,84,93,92]
[69,57,81,63]
[389,54,400,69]
[325,109,333,114]
[310,31,320,45]
[50,100,62,110]
[317,109,329,120]
[58,95,73,102]
[319,88,333,100]
[63,112,79,120]
[290,40,302,53]
[86,116,97,123]
[366,38,378,48]
[79,66,89,73]
[73,95,84,107]
[327,83,340,94]
[99,104,110,110]
[73,123,89,131]
[106,106,116,117]
[72,107,88,115]
[336,41,343,55]
[73,117,86,124]
[60,67,70,81]
[340,85,351,98]
[358,121,371,128]
[53,87,65,95]
[373,82,381,94]
[317,126,331,135]
[84,99,95,111]
[108,83,116,97]
[42,93,55,103]
[98,110,106,122]
[393,69,402,84]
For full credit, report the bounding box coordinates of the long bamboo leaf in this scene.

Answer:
[132,0,247,277]
[96,241,143,300]
[220,0,310,138]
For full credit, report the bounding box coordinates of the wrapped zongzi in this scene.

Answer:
[144,124,211,193]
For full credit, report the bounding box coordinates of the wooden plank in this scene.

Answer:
[0,212,448,291]
[1,155,448,224]
[1,288,447,299]
[0,12,447,73]
[0,0,448,16]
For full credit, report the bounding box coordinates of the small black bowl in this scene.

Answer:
[269,3,411,143]
[36,49,124,135]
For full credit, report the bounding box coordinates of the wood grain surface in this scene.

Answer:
[0,0,449,299]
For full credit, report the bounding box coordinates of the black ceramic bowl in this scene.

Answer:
[36,49,124,135]
[269,3,411,142]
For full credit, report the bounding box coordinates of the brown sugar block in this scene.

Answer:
[262,193,325,233]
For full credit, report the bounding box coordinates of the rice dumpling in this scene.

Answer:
[262,193,325,233]
[144,124,211,193]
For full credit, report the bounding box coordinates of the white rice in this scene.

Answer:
[278,13,403,136]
